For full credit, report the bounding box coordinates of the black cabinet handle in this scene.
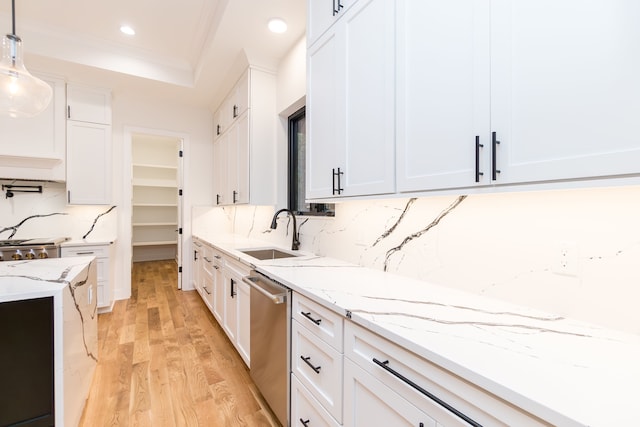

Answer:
[203,286,211,295]
[67,105,71,119]
[333,0,344,16]
[299,419,310,427]
[230,279,236,298]
[233,190,238,203]
[233,104,238,118]
[300,355,321,374]
[475,135,484,183]
[373,358,482,427]
[194,251,198,261]
[332,168,344,195]
[216,124,221,135]
[491,131,500,181]
[216,194,220,205]
[301,311,322,325]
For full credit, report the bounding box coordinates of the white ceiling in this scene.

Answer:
[0,0,306,110]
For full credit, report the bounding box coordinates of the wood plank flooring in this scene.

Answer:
[79,260,280,427]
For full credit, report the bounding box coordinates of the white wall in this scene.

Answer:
[112,93,214,298]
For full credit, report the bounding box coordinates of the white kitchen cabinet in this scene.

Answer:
[344,358,439,427]
[307,0,395,199]
[396,0,491,192]
[61,242,115,311]
[0,74,66,181]
[307,0,356,46]
[212,251,225,323]
[66,85,112,125]
[236,276,251,365]
[397,0,640,194]
[292,375,342,427]
[212,67,276,206]
[66,84,112,205]
[291,292,344,425]
[192,239,203,291]
[489,0,640,185]
[344,321,545,427]
[66,121,112,205]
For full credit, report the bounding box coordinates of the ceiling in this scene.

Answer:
[0,0,306,110]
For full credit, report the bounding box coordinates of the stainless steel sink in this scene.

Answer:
[239,248,301,260]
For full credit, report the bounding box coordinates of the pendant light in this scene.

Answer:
[0,0,52,118]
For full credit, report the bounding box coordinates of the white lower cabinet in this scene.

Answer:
[292,375,341,427]
[61,242,114,311]
[191,238,250,368]
[344,358,438,427]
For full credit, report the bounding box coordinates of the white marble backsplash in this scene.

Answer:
[0,181,117,241]
[193,185,640,335]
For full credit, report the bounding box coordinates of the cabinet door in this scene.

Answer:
[308,0,354,45]
[66,85,111,125]
[396,0,491,192]
[67,121,111,205]
[192,241,201,291]
[223,274,238,343]
[307,27,342,199]
[213,135,228,205]
[491,0,640,185]
[342,0,395,196]
[232,71,249,119]
[0,75,66,181]
[344,358,438,427]
[213,262,224,323]
[234,112,250,204]
[236,278,250,367]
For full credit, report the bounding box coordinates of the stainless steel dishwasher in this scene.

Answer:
[242,271,291,427]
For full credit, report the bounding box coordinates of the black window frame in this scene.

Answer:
[288,107,334,216]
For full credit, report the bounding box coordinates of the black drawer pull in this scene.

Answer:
[475,135,483,183]
[300,356,321,374]
[299,419,310,427]
[203,286,211,295]
[372,358,482,427]
[491,131,500,181]
[301,311,322,325]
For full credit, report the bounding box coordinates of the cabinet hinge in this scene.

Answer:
[179,189,183,196]
[178,266,182,273]
[179,150,183,157]
[178,228,182,235]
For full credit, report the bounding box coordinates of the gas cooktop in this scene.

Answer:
[0,238,69,247]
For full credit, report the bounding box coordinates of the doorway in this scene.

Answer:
[130,132,184,289]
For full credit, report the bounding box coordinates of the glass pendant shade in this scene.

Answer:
[0,34,52,118]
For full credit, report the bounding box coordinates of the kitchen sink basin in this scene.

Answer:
[239,248,301,261]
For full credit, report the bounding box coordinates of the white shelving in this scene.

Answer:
[131,134,180,262]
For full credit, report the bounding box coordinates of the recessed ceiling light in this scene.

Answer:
[268,18,287,34]
[120,25,136,36]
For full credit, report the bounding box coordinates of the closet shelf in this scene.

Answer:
[132,178,177,188]
[132,203,178,207]
[132,163,177,170]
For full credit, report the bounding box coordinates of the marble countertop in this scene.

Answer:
[0,257,96,303]
[193,233,640,427]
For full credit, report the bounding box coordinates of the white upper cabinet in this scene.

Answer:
[396,0,491,192]
[66,84,112,205]
[0,74,66,181]
[307,0,396,199]
[308,0,356,46]
[212,67,276,206]
[398,0,640,193]
[66,85,112,125]
[490,0,640,185]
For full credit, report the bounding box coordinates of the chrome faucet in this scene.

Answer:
[270,208,300,250]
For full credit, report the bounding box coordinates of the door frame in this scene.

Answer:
[124,126,187,290]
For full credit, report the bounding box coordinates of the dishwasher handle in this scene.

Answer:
[242,275,288,304]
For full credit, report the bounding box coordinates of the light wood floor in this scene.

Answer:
[79,260,280,427]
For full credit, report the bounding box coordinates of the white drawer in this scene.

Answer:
[293,293,343,352]
[96,284,105,307]
[291,375,341,427]
[61,244,108,258]
[201,274,214,309]
[292,320,343,423]
[345,321,547,427]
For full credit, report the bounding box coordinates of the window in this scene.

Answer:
[288,107,334,216]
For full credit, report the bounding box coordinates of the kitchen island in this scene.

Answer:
[193,232,640,427]
[0,257,98,427]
